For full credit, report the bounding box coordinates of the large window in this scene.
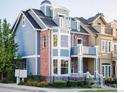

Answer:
[101,40,111,53]
[102,64,111,77]
[61,60,68,74]
[42,35,46,48]
[71,61,78,73]
[53,34,58,47]
[61,35,68,47]
[53,59,58,74]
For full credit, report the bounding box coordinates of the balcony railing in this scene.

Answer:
[71,45,97,56]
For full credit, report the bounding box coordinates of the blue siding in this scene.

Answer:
[71,47,78,55]
[60,49,69,57]
[15,15,40,75]
[89,47,96,55]
[37,58,40,75]
[26,58,36,75]
[53,49,58,56]
[16,16,36,56]
[37,31,40,55]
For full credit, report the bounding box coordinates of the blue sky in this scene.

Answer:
[0,0,116,26]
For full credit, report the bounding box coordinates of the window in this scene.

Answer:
[77,39,82,44]
[114,45,117,54]
[101,40,105,52]
[53,34,58,47]
[108,42,111,52]
[42,35,46,48]
[102,64,111,77]
[101,40,111,53]
[53,59,58,74]
[61,35,68,47]
[61,60,68,74]
[71,61,78,73]
[22,16,25,27]
[97,23,101,25]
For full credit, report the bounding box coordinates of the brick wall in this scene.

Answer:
[71,33,89,46]
[40,30,51,81]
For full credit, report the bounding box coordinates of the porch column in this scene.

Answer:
[94,57,99,78]
[78,57,83,74]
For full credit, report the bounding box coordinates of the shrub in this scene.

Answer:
[18,81,25,85]
[53,80,67,88]
[37,81,48,87]
[0,79,9,83]
[104,77,117,85]
[67,80,79,87]
[25,75,41,82]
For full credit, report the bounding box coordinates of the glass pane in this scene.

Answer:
[61,60,68,74]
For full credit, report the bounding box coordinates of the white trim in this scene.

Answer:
[12,12,22,32]
[31,9,47,28]
[71,31,89,35]
[35,30,38,75]
[22,55,40,58]
[21,12,37,31]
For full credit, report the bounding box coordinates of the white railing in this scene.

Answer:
[95,71,104,87]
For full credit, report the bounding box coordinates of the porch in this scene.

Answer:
[70,57,99,78]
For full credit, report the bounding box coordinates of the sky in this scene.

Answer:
[0,0,116,26]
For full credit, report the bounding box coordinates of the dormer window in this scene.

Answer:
[22,16,25,27]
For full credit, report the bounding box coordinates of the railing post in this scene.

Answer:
[77,44,83,75]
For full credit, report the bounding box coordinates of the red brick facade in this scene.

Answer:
[40,30,51,81]
[71,33,89,46]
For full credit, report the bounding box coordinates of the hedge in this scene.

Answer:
[52,80,67,88]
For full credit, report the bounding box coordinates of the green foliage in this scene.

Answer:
[24,80,48,87]
[67,80,79,87]
[25,75,44,82]
[104,77,117,85]
[0,19,18,81]
[52,80,67,88]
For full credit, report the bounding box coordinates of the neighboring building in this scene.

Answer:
[77,14,117,78]
[12,0,117,82]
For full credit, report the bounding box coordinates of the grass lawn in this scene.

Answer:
[80,89,117,92]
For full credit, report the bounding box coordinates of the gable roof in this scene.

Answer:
[78,17,99,34]
[32,9,57,27]
[22,11,41,29]
[87,13,107,25]
[11,8,58,32]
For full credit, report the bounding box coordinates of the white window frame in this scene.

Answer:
[53,34,58,48]
[102,64,111,78]
[53,59,58,75]
[60,59,69,75]
[61,35,69,48]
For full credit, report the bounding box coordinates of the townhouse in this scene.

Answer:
[12,0,117,82]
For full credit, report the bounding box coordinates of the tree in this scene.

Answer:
[0,19,18,81]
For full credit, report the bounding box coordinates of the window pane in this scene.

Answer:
[61,60,68,74]
[61,35,68,47]
[53,34,58,47]
[53,59,58,74]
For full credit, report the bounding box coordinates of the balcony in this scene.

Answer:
[71,45,97,57]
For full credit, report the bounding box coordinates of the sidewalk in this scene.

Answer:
[0,83,117,92]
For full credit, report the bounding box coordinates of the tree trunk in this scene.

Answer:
[1,72,3,80]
